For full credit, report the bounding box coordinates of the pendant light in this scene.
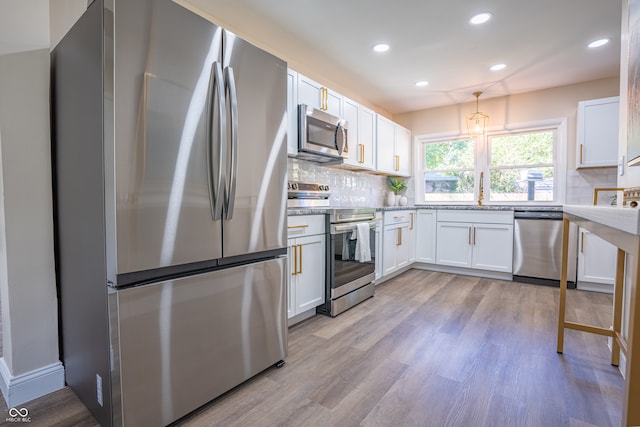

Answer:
[467,91,489,136]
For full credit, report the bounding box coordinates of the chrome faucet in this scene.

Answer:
[478,172,484,206]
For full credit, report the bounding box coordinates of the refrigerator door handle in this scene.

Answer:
[207,61,227,221]
[224,66,238,220]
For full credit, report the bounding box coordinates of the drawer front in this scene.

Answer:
[436,209,513,225]
[384,210,413,225]
[287,215,326,237]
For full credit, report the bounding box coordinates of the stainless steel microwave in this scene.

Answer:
[296,104,348,164]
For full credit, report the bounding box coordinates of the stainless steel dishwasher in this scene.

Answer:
[513,210,577,287]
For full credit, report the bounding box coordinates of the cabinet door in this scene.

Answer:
[287,69,299,156]
[436,222,472,268]
[416,211,437,263]
[396,224,410,269]
[295,234,326,312]
[375,214,383,280]
[297,74,322,110]
[576,96,619,168]
[578,229,616,285]
[376,115,396,174]
[358,105,376,169]
[383,225,399,275]
[287,239,297,318]
[342,98,360,167]
[325,88,342,117]
[395,125,412,177]
[471,223,513,272]
[407,212,416,263]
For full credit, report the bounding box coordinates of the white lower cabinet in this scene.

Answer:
[287,215,326,319]
[415,210,437,263]
[382,210,414,276]
[435,210,513,273]
[577,227,616,292]
[375,211,383,281]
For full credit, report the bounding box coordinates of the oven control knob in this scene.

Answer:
[291,183,298,190]
[287,182,291,190]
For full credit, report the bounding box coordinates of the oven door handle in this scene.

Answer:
[331,220,376,235]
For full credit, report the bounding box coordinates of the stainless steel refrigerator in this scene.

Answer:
[51,1,288,425]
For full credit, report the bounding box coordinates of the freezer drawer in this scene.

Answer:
[513,216,577,284]
[115,258,287,426]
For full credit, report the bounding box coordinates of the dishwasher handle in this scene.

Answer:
[513,211,563,220]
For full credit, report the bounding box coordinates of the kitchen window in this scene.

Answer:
[415,119,565,204]
[422,139,476,202]
[489,130,555,202]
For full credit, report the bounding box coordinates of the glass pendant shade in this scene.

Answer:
[467,92,489,136]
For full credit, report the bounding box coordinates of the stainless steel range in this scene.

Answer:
[318,207,377,317]
[287,182,376,316]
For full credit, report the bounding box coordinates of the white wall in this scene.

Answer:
[394,78,621,204]
[0,48,63,405]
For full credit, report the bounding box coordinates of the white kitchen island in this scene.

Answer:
[558,205,640,426]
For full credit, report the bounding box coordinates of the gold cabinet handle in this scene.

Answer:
[359,144,365,164]
[581,232,584,253]
[321,87,327,111]
[288,225,309,229]
[291,244,298,276]
[393,216,405,220]
[396,228,400,246]
[579,144,583,164]
[468,227,472,245]
[298,244,303,275]
[473,226,476,245]
[409,213,414,230]
[394,155,400,171]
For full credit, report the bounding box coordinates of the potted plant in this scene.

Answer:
[386,177,407,205]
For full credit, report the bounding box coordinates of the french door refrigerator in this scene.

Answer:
[51,1,288,425]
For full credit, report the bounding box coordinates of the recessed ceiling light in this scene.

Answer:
[373,43,390,53]
[490,63,506,71]
[470,12,492,25]
[588,38,610,48]
[415,81,429,87]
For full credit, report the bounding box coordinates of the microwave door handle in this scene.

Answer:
[224,66,238,220]
[207,62,226,221]
[335,121,347,156]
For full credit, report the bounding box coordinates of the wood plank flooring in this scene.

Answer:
[0,270,623,426]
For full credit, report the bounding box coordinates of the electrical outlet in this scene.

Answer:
[96,374,103,407]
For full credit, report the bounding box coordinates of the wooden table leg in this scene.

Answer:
[557,216,570,354]
[612,248,625,367]
[623,249,640,426]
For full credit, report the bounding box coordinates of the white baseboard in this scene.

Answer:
[608,336,627,379]
[411,263,513,281]
[0,358,65,407]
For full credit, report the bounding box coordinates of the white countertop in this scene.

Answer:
[563,204,640,235]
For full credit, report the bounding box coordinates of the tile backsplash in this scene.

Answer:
[289,159,615,207]
[566,168,618,205]
[288,158,414,207]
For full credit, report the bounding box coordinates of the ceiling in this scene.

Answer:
[0,1,622,115]
[184,0,622,114]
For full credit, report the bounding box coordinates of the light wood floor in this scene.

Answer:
[0,270,624,426]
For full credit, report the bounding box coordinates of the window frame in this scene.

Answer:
[413,118,567,205]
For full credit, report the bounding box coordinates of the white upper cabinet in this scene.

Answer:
[576,96,620,168]
[376,115,411,176]
[343,97,376,170]
[297,73,342,117]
